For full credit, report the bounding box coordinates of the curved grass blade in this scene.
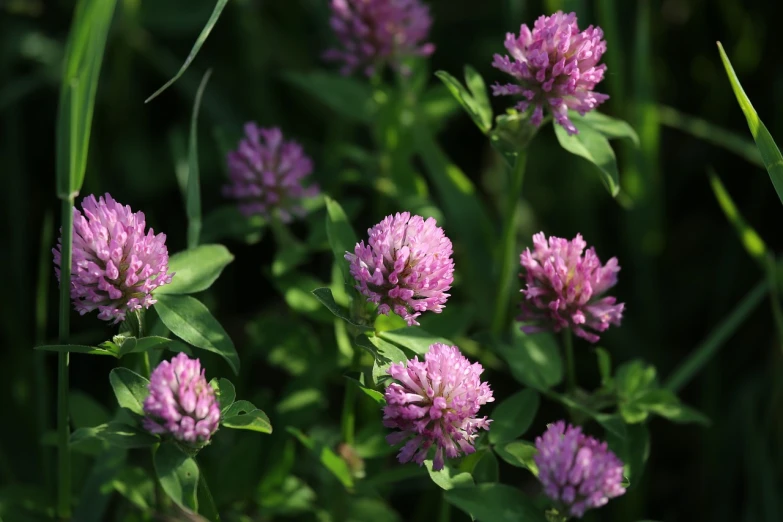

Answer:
[144,0,229,103]
[186,69,212,249]
[708,170,768,266]
[717,42,783,205]
[658,105,762,168]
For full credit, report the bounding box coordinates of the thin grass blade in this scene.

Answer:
[717,42,783,205]
[145,0,229,103]
[186,69,213,249]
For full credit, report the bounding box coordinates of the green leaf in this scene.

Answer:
[111,467,155,512]
[605,423,649,486]
[635,390,711,425]
[435,68,492,133]
[117,336,173,357]
[595,347,613,387]
[493,440,538,476]
[470,450,499,484]
[378,327,452,355]
[145,0,229,103]
[35,344,117,357]
[109,368,150,416]
[158,244,234,295]
[489,389,540,444]
[287,427,354,489]
[717,42,783,206]
[345,377,385,405]
[555,119,620,196]
[357,335,408,385]
[208,377,235,414]
[445,483,547,522]
[708,170,768,265]
[154,441,199,511]
[284,71,373,123]
[154,294,240,374]
[573,111,640,146]
[615,360,657,399]
[424,460,474,490]
[56,0,117,197]
[495,332,563,391]
[221,400,273,433]
[312,287,373,331]
[71,422,159,449]
[325,197,359,283]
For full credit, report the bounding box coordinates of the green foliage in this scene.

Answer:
[493,331,563,391]
[221,400,273,433]
[554,117,621,197]
[488,389,540,444]
[71,422,159,449]
[287,427,354,490]
[494,440,538,475]
[154,441,200,511]
[158,244,235,295]
[209,377,236,413]
[445,483,547,522]
[109,368,149,416]
[154,293,240,374]
[435,66,493,133]
[717,42,783,205]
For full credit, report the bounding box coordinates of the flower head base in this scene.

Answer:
[224,123,319,222]
[346,212,454,326]
[534,421,626,518]
[323,0,435,76]
[143,353,221,445]
[518,232,623,343]
[491,11,608,135]
[383,343,493,471]
[53,193,173,324]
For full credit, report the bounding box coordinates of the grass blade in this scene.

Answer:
[55,0,117,198]
[708,170,768,266]
[186,69,213,249]
[144,0,229,103]
[658,105,762,168]
[717,41,783,205]
[665,279,768,392]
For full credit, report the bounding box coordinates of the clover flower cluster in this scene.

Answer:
[346,212,454,326]
[492,11,609,135]
[53,193,173,324]
[324,0,435,76]
[534,421,626,518]
[143,353,221,445]
[518,232,624,343]
[383,343,493,471]
[224,123,319,222]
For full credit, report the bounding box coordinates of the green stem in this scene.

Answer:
[563,329,576,394]
[197,461,221,521]
[666,279,768,392]
[491,151,527,335]
[57,197,74,519]
[35,210,54,495]
[341,365,358,445]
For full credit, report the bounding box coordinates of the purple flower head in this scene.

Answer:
[518,232,624,343]
[534,421,626,518]
[53,193,173,324]
[491,11,609,135]
[143,353,221,445]
[383,343,494,471]
[323,0,435,76]
[346,212,454,326]
[223,123,319,223]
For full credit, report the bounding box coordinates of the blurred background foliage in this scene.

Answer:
[1,0,782,521]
